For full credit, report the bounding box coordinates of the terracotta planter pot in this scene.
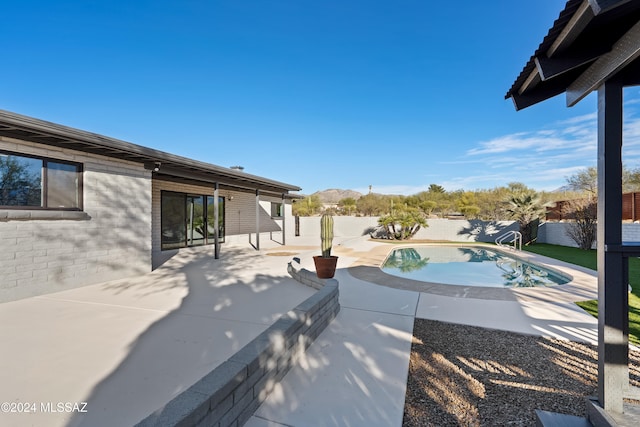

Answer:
[313,255,339,279]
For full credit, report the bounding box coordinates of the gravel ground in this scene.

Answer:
[403,319,640,426]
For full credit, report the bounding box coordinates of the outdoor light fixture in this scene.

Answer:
[153,162,161,172]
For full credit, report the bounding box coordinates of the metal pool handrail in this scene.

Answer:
[496,230,522,251]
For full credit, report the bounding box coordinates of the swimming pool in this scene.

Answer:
[381,246,570,288]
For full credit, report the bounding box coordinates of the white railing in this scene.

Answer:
[495,230,522,251]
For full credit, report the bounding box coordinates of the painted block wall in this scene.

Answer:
[538,221,640,248]
[297,216,519,243]
[0,137,152,302]
[223,193,283,245]
[297,215,640,248]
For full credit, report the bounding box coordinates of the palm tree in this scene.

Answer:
[505,192,545,245]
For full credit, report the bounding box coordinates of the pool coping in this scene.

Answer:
[346,243,598,303]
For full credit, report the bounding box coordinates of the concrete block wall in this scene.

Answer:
[623,223,640,243]
[297,216,519,243]
[135,270,340,427]
[297,216,379,238]
[0,137,152,302]
[538,221,640,248]
[537,222,581,248]
[297,215,640,248]
[413,218,519,242]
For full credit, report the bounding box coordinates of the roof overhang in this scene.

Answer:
[506,0,640,110]
[0,109,301,198]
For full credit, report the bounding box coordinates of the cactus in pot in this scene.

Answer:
[313,213,338,278]
[320,213,334,258]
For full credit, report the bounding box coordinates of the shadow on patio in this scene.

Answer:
[64,246,314,427]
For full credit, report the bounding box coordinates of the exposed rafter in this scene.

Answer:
[567,18,640,106]
[535,45,608,81]
[506,0,640,110]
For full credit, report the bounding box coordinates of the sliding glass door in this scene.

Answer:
[207,196,225,243]
[161,192,186,250]
[161,191,225,250]
[187,195,205,246]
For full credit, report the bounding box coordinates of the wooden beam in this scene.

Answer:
[588,0,632,15]
[567,19,640,106]
[517,69,540,95]
[510,85,567,111]
[596,81,628,414]
[547,1,594,56]
[535,46,608,80]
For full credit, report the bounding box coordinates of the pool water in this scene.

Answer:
[381,246,570,288]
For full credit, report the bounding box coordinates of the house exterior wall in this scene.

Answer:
[221,193,291,245]
[151,181,293,254]
[0,137,152,302]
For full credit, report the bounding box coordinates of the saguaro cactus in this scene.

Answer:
[320,214,334,258]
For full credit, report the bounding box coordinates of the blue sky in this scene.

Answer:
[3,1,640,195]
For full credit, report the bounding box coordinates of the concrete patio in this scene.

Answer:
[0,236,600,427]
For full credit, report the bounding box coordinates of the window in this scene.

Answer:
[161,191,225,250]
[271,202,284,218]
[0,151,82,209]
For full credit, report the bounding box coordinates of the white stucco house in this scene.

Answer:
[0,109,301,302]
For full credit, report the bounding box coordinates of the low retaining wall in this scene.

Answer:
[135,266,340,427]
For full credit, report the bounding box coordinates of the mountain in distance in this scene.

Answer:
[312,189,363,204]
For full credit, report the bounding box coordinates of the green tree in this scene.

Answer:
[476,188,509,220]
[418,200,437,216]
[337,197,357,216]
[293,195,322,216]
[378,206,428,240]
[566,167,597,197]
[428,184,446,193]
[356,193,386,216]
[458,191,481,219]
[623,166,640,192]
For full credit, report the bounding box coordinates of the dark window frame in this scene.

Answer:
[271,202,284,218]
[160,190,225,251]
[0,149,83,210]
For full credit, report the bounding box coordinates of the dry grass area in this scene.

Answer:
[403,319,640,426]
[265,252,302,256]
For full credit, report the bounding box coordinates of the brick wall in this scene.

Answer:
[0,137,152,302]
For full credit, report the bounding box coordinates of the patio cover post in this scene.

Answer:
[597,80,629,413]
[214,182,220,259]
[255,189,260,250]
[282,193,286,245]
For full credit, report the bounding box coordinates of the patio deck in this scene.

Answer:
[0,236,599,427]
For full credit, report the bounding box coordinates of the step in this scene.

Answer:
[535,409,592,427]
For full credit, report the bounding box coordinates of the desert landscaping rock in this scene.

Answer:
[403,319,640,426]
